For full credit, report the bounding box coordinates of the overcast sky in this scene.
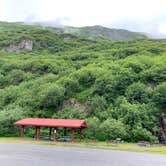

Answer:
[1,0,166,37]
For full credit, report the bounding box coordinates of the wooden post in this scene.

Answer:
[35,127,37,139]
[54,128,57,142]
[72,128,75,142]
[49,127,52,140]
[64,127,67,137]
[80,128,82,142]
[21,125,25,138]
[36,127,40,140]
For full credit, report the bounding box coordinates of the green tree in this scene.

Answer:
[87,95,107,116]
[39,84,65,109]
[99,118,127,141]
[130,126,157,142]
[84,117,100,140]
[60,77,80,97]
[125,82,152,103]
[0,107,26,136]
[153,82,166,108]
[6,69,26,85]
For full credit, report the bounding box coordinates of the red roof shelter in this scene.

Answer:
[14,118,87,142]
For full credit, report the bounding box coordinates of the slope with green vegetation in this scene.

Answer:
[0,22,166,143]
[60,25,147,41]
[26,22,148,41]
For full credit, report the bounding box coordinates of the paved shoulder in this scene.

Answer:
[0,143,166,166]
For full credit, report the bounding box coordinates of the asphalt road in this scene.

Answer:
[0,143,166,166]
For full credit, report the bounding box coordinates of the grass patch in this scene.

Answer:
[0,137,166,154]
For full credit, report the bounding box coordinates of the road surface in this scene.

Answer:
[0,142,166,166]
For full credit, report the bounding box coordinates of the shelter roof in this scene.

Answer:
[14,118,87,128]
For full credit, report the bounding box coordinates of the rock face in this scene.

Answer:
[6,39,33,53]
[158,115,166,144]
[58,98,87,112]
[21,39,33,51]
[63,34,75,40]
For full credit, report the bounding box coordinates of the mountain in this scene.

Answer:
[0,21,94,53]
[1,21,147,41]
[60,25,147,41]
[25,22,147,41]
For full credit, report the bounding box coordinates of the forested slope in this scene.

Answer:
[61,25,147,41]
[0,22,166,142]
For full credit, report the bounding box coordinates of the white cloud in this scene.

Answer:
[1,0,166,37]
[159,23,166,35]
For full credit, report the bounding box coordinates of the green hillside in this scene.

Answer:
[61,25,147,41]
[26,23,147,41]
[0,22,166,142]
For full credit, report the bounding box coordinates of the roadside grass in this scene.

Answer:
[0,137,166,155]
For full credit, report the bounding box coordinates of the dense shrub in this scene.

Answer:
[0,107,26,136]
[84,117,100,139]
[153,82,166,108]
[130,127,157,142]
[125,82,152,103]
[99,118,127,141]
[39,84,65,109]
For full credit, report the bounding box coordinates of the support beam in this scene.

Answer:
[64,127,67,137]
[72,128,75,142]
[35,127,37,139]
[21,125,25,138]
[80,128,82,142]
[36,127,40,140]
[49,127,52,140]
[54,128,57,142]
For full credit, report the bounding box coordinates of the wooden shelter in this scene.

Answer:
[14,118,87,142]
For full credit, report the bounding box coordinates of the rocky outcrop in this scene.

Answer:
[6,39,33,53]
[147,83,156,89]
[158,115,166,144]
[58,98,87,112]
[63,34,75,40]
